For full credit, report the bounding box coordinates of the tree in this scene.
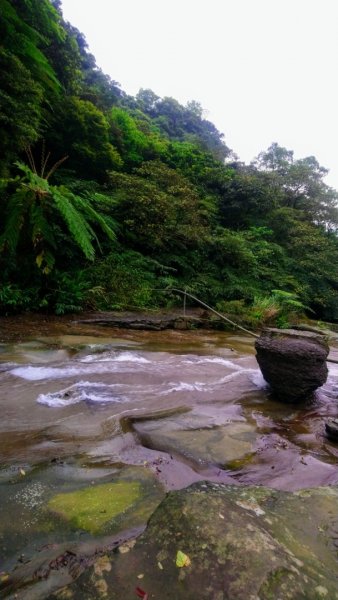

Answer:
[266,206,338,317]
[0,0,63,171]
[135,88,160,114]
[109,108,151,167]
[108,161,207,255]
[217,167,281,229]
[0,49,43,173]
[185,100,204,118]
[0,0,62,95]
[254,142,294,175]
[47,97,122,179]
[253,143,338,225]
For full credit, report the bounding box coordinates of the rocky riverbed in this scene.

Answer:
[1,313,338,598]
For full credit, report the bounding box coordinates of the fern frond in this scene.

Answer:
[64,191,104,252]
[15,161,33,178]
[15,162,50,194]
[93,192,119,207]
[73,195,116,242]
[0,189,31,252]
[29,203,56,249]
[51,187,95,260]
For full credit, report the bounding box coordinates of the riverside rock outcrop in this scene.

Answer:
[255,328,329,401]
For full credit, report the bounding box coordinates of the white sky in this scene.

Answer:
[61,0,338,189]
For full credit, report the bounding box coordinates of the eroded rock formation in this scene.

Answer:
[255,327,329,401]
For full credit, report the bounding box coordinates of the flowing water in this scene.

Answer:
[1,315,338,584]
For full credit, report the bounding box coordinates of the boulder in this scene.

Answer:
[255,328,329,401]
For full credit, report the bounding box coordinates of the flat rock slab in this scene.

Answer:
[75,310,206,331]
[46,482,338,600]
[255,328,329,401]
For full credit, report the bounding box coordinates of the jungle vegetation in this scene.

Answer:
[1,0,338,326]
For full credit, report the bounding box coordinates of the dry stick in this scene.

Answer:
[25,146,36,173]
[45,155,69,180]
[40,139,46,177]
[42,151,51,178]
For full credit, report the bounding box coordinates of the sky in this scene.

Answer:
[61,0,338,189]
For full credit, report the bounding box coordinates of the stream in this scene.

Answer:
[1,315,338,594]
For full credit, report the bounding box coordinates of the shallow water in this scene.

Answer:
[1,317,338,578]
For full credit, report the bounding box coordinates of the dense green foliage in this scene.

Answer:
[1,0,338,323]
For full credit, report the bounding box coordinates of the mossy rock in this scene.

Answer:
[48,481,141,534]
[62,482,338,599]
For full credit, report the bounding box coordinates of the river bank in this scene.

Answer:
[0,308,232,342]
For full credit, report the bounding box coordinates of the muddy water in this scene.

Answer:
[1,316,338,577]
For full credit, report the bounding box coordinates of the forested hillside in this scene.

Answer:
[1,0,338,324]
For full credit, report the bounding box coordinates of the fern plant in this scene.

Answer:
[0,151,116,273]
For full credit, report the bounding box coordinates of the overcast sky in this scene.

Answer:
[61,0,338,189]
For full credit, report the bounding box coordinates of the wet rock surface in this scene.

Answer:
[45,481,338,600]
[0,526,145,600]
[255,328,329,401]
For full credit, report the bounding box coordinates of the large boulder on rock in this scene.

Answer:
[255,328,329,401]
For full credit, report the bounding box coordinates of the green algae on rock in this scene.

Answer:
[48,481,141,534]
